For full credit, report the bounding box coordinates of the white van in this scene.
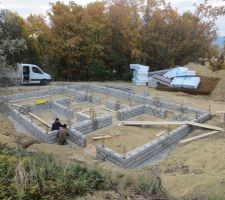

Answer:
[17,63,51,85]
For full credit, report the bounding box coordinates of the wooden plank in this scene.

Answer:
[93,135,112,140]
[76,112,90,118]
[121,121,223,131]
[187,122,223,131]
[28,112,51,128]
[156,130,167,137]
[104,107,116,112]
[216,111,225,114]
[121,121,186,126]
[10,103,22,107]
[80,109,90,113]
[9,95,51,103]
[179,131,218,145]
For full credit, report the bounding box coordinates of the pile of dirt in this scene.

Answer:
[211,69,225,101]
[186,63,216,77]
[186,63,225,101]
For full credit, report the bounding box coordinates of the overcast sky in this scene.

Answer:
[1,0,225,36]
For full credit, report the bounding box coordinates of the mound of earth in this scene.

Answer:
[211,69,225,101]
[186,63,216,77]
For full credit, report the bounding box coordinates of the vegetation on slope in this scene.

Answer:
[0,143,168,199]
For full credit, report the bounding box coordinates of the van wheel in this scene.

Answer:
[40,79,47,85]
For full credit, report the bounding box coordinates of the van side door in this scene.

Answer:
[30,66,43,83]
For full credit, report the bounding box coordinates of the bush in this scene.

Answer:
[0,143,108,199]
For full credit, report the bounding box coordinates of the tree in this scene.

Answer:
[0,10,27,67]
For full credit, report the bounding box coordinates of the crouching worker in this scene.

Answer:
[51,118,62,131]
[58,124,69,145]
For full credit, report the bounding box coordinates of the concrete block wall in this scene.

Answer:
[55,98,71,106]
[45,130,59,143]
[172,112,195,121]
[10,109,48,142]
[96,112,211,168]
[76,112,90,122]
[81,84,207,116]
[69,129,87,147]
[87,94,100,105]
[144,105,166,118]
[96,145,125,168]
[118,105,145,120]
[105,100,128,111]
[72,114,112,135]
[2,87,64,102]
[62,87,87,102]
[51,102,74,119]
[21,102,52,113]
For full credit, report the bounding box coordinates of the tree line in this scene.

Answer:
[0,0,225,81]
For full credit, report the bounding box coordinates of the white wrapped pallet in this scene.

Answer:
[171,77,201,89]
[130,64,149,86]
[163,67,196,78]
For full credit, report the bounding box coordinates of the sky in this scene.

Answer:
[1,0,225,36]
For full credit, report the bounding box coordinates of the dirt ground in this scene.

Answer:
[1,81,225,199]
[87,113,178,154]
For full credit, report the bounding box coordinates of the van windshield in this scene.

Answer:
[32,67,43,74]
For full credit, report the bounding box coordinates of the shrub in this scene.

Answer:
[0,143,108,199]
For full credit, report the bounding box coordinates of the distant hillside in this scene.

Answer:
[213,36,225,48]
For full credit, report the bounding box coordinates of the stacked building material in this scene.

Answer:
[163,67,196,78]
[171,77,201,89]
[130,64,149,86]
[149,66,201,89]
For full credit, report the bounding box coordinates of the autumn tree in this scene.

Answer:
[20,0,225,80]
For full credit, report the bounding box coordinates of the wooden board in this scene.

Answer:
[76,112,90,118]
[156,130,167,137]
[179,131,218,145]
[28,112,51,128]
[10,103,22,107]
[156,76,220,95]
[104,108,116,112]
[216,111,225,114]
[121,121,223,131]
[121,121,186,126]
[93,135,112,140]
[187,122,223,131]
[152,74,172,87]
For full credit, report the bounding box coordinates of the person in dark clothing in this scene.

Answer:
[58,124,69,145]
[51,118,62,131]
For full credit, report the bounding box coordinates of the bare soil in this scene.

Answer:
[87,113,178,154]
